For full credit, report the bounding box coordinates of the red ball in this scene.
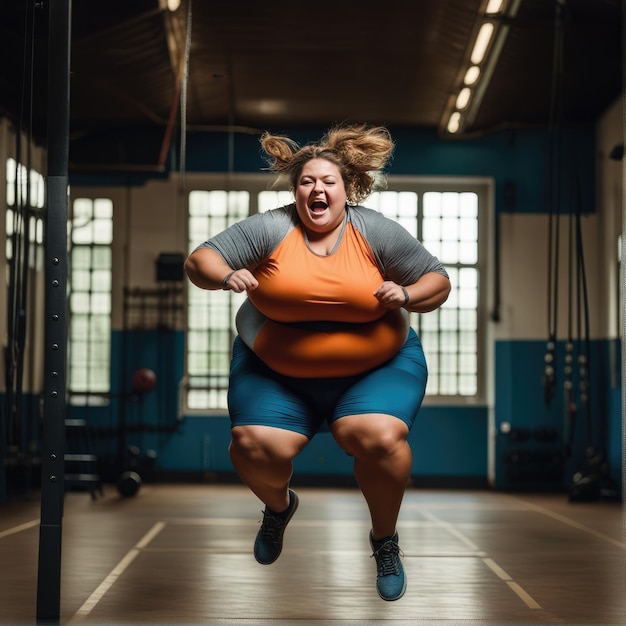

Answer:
[131,368,157,393]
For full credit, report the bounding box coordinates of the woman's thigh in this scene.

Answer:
[331,329,428,430]
[228,337,326,438]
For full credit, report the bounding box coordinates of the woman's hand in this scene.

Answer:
[374,272,451,312]
[374,281,409,310]
[222,268,259,293]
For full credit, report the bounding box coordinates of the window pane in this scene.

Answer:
[71,316,89,341]
[94,198,113,219]
[93,218,113,244]
[6,158,16,206]
[92,247,111,268]
[259,190,293,212]
[72,247,92,269]
[72,270,92,292]
[71,292,91,313]
[91,293,111,314]
[91,270,111,292]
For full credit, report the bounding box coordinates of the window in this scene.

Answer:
[5,157,45,403]
[186,176,489,411]
[5,157,45,263]
[187,190,249,409]
[68,198,113,402]
[367,189,480,397]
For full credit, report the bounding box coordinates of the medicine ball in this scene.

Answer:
[117,470,142,497]
[131,368,157,393]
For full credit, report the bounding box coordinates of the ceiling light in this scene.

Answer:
[470,22,494,64]
[439,0,521,136]
[167,0,181,11]
[464,66,481,85]
[455,87,472,110]
[252,99,289,115]
[485,0,505,14]
[447,112,462,134]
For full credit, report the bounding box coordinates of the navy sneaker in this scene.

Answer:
[369,530,406,601]
[254,489,299,564]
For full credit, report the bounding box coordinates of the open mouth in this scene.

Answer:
[310,201,328,213]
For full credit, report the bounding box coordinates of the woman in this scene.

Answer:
[185,124,450,601]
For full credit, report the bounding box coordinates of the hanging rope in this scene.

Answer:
[543,0,566,407]
[179,0,193,194]
[574,181,592,449]
[5,0,38,451]
[563,189,576,457]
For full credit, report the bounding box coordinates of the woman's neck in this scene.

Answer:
[303,214,347,256]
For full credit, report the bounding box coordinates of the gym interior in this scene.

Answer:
[0,1,624,624]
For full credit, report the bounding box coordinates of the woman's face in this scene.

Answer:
[294,158,347,235]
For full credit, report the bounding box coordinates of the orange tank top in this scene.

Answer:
[244,223,409,377]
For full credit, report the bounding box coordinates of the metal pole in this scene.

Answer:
[36,0,71,622]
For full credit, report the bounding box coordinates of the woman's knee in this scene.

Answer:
[331,415,408,458]
[229,425,307,464]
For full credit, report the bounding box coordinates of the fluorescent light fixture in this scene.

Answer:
[470,22,494,64]
[456,87,472,110]
[464,66,481,85]
[439,0,521,136]
[447,112,462,133]
[485,0,504,14]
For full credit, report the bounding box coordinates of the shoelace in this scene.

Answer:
[258,509,287,543]
[371,540,404,576]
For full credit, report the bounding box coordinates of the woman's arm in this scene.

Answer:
[374,271,451,313]
[185,247,258,293]
[402,272,451,312]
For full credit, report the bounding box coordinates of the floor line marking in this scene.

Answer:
[482,557,542,609]
[482,556,511,580]
[136,521,166,548]
[419,509,542,612]
[68,521,166,623]
[516,500,626,550]
[507,581,543,609]
[420,510,480,550]
[0,519,39,539]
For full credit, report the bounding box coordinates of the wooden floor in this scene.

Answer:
[0,483,624,625]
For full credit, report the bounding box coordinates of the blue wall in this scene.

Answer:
[495,339,621,494]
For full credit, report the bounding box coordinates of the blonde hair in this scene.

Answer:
[260,124,394,204]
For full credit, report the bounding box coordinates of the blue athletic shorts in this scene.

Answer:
[227,328,428,438]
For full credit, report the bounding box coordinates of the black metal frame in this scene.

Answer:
[36,0,71,622]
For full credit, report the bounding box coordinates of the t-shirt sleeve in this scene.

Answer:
[193,205,296,270]
[350,205,449,286]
